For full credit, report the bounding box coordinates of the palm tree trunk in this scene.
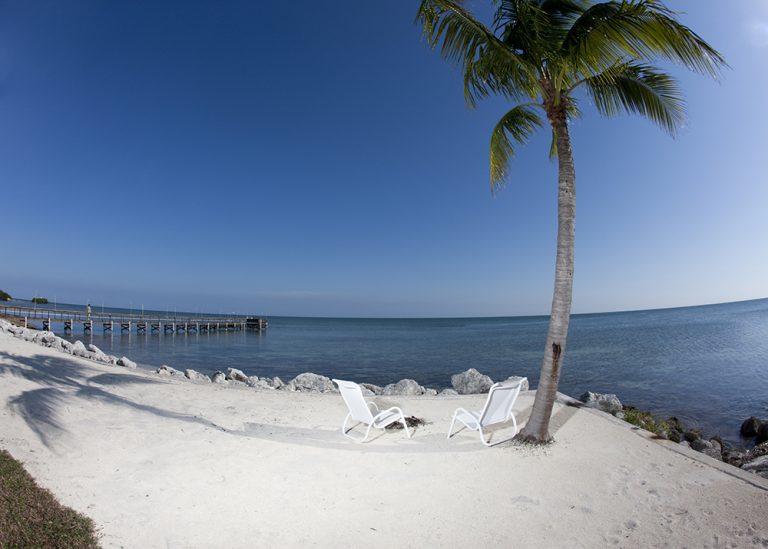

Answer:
[518,112,576,443]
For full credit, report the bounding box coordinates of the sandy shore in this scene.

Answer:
[1,330,767,548]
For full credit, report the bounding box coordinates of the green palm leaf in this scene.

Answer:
[583,61,684,134]
[562,1,726,77]
[490,105,544,188]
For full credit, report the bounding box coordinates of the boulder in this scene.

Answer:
[290,372,335,393]
[246,376,274,390]
[683,430,701,443]
[271,377,285,390]
[740,417,762,438]
[451,368,493,394]
[157,365,184,377]
[382,379,424,396]
[424,388,438,396]
[226,368,249,383]
[742,455,768,474]
[439,388,459,396]
[691,439,722,460]
[71,341,90,358]
[60,339,73,352]
[579,391,623,416]
[33,331,57,346]
[756,423,768,445]
[505,376,529,392]
[117,357,137,369]
[185,369,211,383]
[87,344,110,363]
[360,383,383,396]
[211,371,228,384]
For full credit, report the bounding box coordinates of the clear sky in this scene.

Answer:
[1,1,766,317]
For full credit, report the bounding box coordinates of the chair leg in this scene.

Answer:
[447,413,458,439]
[401,417,412,439]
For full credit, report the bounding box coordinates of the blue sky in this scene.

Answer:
[0,1,766,317]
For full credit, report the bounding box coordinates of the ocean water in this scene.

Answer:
[7,298,768,445]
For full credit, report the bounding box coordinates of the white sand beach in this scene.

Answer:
[1,329,767,548]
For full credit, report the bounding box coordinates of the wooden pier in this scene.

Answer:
[1,305,268,335]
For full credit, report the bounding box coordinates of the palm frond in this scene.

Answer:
[417,0,503,67]
[464,46,539,107]
[490,104,544,188]
[562,1,726,78]
[583,61,684,135]
[418,0,542,108]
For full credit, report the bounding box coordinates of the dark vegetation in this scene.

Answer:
[386,416,428,430]
[0,289,11,301]
[0,449,100,547]
[31,297,49,304]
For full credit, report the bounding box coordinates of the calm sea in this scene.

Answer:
[9,298,768,445]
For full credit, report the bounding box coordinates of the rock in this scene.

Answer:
[667,429,682,443]
[278,380,296,391]
[117,357,137,369]
[679,440,690,448]
[70,340,88,357]
[360,383,383,396]
[108,355,120,365]
[87,344,110,363]
[226,368,249,383]
[756,423,768,445]
[211,371,228,384]
[271,377,285,390]
[424,388,438,396]
[60,339,73,352]
[157,365,184,377]
[723,448,748,468]
[691,439,712,452]
[185,369,211,383]
[382,379,424,396]
[504,376,529,392]
[683,430,700,443]
[439,388,459,396]
[33,331,57,346]
[246,376,274,390]
[451,368,493,394]
[360,386,375,397]
[615,411,626,420]
[291,372,335,393]
[691,439,722,461]
[742,455,768,474]
[741,417,762,438]
[579,391,623,416]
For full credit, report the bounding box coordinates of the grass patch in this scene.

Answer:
[0,449,100,548]
[622,407,671,437]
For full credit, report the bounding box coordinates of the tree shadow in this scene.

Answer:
[1,351,226,450]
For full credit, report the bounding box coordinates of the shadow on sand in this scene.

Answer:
[1,351,227,449]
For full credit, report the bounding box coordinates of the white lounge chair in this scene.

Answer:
[447,377,527,446]
[332,379,412,443]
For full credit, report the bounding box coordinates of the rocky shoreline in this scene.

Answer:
[3,318,766,480]
[579,391,768,480]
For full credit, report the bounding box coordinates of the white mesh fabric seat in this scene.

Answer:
[332,379,412,443]
[447,377,527,446]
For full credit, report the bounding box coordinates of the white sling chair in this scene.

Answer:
[447,377,527,446]
[332,379,412,443]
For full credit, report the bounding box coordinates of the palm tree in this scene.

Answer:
[417,0,725,443]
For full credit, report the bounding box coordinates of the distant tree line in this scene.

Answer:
[31,297,48,304]
[0,290,11,301]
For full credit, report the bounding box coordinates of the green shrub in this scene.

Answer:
[0,290,11,301]
[31,297,49,304]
